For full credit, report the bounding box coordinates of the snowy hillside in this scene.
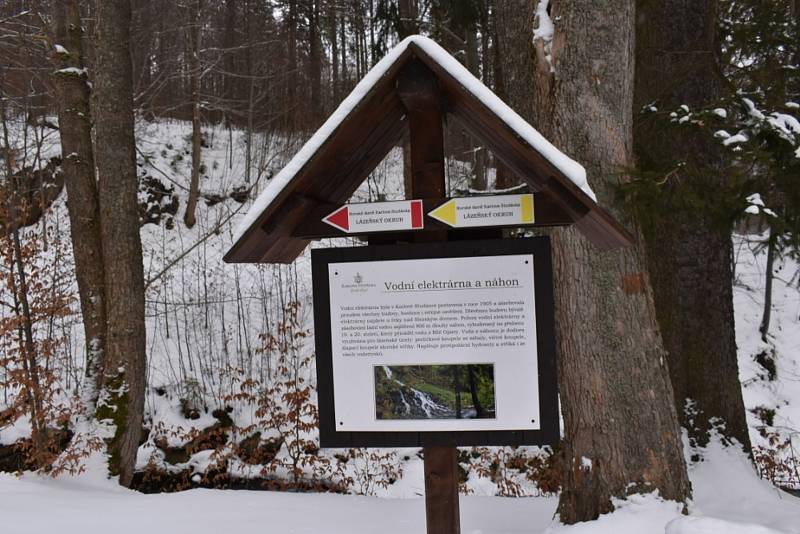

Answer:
[734,235,800,492]
[1,120,799,532]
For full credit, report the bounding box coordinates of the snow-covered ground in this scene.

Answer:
[2,119,800,532]
[0,472,548,534]
[1,432,798,533]
[734,234,800,472]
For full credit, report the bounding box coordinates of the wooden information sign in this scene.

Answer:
[322,199,425,233]
[311,237,559,448]
[225,36,633,534]
[294,194,579,240]
[428,193,534,228]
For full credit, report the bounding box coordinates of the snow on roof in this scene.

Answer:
[233,35,595,244]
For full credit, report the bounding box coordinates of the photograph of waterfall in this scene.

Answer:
[374,364,496,420]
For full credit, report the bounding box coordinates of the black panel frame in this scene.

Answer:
[311,237,559,448]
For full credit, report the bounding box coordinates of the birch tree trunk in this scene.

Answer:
[51,0,107,401]
[93,0,147,487]
[634,0,751,451]
[527,0,692,522]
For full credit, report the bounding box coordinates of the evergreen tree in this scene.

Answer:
[625,0,800,347]
[633,0,751,451]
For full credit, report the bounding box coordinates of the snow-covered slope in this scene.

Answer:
[1,119,799,533]
[733,234,800,490]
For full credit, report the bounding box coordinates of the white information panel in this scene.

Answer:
[328,254,539,432]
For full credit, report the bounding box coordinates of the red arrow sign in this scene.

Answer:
[324,205,350,231]
[322,200,423,233]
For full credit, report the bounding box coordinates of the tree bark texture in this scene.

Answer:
[634,0,751,451]
[93,0,147,487]
[51,0,107,400]
[528,0,692,522]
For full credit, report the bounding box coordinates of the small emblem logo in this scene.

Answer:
[354,272,363,284]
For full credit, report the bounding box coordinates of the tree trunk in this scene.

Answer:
[329,4,340,103]
[489,0,515,189]
[479,9,490,85]
[184,0,202,229]
[398,0,418,38]
[340,14,348,89]
[398,0,419,200]
[467,365,484,418]
[223,0,237,108]
[309,0,323,125]
[51,0,107,405]
[453,368,462,419]
[286,0,298,130]
[464,27,487,191]
[634,0,751,451]
[493,0,536,129]
[93,0,147,488]
[759,230,776,342]
[526,0,692,522]
[245,65,256,184]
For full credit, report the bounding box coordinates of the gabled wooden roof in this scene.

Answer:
[225,36,633,264]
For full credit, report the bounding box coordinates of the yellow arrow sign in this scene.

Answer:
[428,198,457,225]
[428,194,535,228]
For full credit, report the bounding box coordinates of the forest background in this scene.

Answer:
[0,0,799,527]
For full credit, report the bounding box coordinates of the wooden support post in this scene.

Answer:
[423,446,461,534]
[397,58,461,534]
[398,58,448,244]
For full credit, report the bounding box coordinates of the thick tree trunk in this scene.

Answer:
[634,0,751,451]
[51,0,107,404]
[93,0,147,488]
[528,0,692,522]
[184,0,202,229]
